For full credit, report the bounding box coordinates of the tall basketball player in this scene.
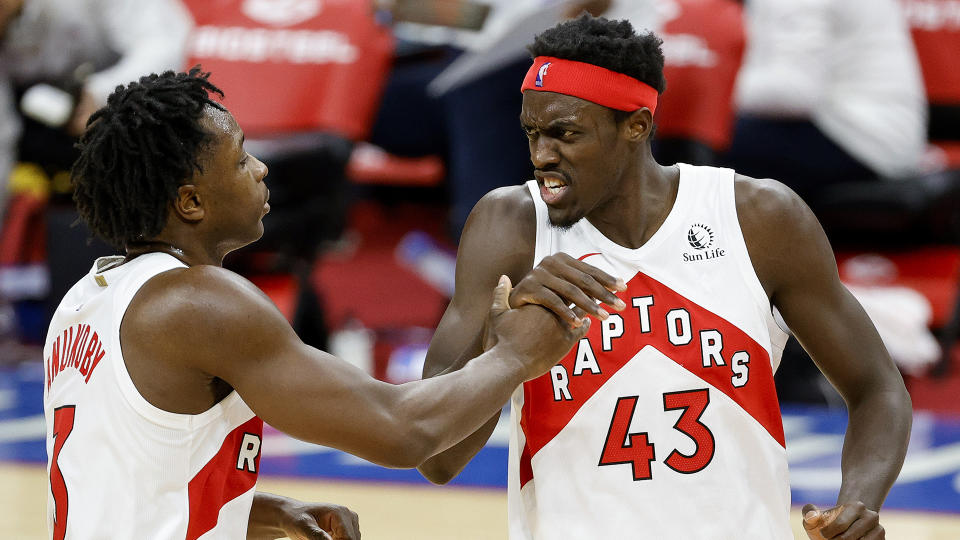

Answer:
[43,68,592,540]
[418,15,912,540]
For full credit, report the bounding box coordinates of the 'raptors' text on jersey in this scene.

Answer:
[508,164,792,539]
[43,253,262,540]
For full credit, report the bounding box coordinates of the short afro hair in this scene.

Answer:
[527,14,666,96]
[71,67,224,249]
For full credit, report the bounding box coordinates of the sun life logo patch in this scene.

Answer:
[687,223,714,250]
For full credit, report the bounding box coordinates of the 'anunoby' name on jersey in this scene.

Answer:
[508,164,792,539]
[43,253,263,540]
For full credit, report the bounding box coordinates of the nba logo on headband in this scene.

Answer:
[535,62,551,87]
[522,56,660,113]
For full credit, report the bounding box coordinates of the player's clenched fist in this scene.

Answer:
[802,502,884,540]
[485,275,592,380]
[278,500,360,540]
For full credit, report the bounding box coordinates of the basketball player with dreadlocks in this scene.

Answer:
[43,68,593,540]
[417,15,912,540]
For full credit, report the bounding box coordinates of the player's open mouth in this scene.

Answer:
[538,175,569,205]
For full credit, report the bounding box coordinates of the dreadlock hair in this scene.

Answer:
[71,67,225,249]
[528,14,666,125]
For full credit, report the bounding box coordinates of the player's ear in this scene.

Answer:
[174,184,204,223]
[623,109,654,143]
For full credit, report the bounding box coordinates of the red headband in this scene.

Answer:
[521,56,658,113]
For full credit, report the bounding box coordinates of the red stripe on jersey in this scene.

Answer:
[185,416,263,540]
[578,252,601,261]
[518,271,783,488]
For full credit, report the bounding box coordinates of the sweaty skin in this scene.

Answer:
[115,105,591,539]
[418,91,911,540]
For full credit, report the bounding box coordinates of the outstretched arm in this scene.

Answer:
[415,188,537,483]
[738,177,912,538]
[125,262,590,470]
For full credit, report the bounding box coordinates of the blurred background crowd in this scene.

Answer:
[0,0,959,414]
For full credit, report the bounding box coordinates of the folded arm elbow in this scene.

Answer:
[418,459,458,485]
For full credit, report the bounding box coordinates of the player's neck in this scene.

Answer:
[124,234,224,267]
[588,157,679,250]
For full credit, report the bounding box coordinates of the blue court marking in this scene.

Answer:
[3,364,960,513]
[0,364,46,463]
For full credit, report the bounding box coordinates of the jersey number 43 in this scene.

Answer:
[598,388,714,480]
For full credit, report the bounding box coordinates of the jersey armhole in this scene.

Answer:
[726,175,790,370]
[108,255,243,430]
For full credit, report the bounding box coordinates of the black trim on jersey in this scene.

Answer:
[598,395,656,481]
[551,365,574,401]
[573,338,602,376]
[698,328,725,367]
[666,308,693,346]
[51,405,77,540]
[601,313,625,352]
[236,432,263,473]
[730,350,751,388]
[631,295,655,333]
[662,389,715,475]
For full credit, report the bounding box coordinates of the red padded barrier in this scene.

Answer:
[182,0,394,139]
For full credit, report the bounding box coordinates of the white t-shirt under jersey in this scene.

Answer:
[43,252,262,540]
[508,164,792,539]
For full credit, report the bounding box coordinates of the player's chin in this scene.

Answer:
[547,207,583,230]
[243,222,266,247]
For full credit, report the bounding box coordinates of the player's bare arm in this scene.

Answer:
[736,175,912,539]
[121,262,588,470]
[416,186,536,484]
[247,492,359,540]
[417,186,624,484]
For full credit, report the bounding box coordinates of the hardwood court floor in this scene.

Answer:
[3,463,959,539]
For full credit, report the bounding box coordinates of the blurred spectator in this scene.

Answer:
[653,0,745,167]
[0,0,192,219]
[181,0,392,262]
[901,0,960,167]
[727,0,927,204]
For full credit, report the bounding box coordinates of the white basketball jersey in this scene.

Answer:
[43,252,262,540]
[508,164,792,539]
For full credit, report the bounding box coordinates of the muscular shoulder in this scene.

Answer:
[129,265,271,324]
[123,265,290,366]
[733,174,835,297]
[468,185,535,229]
[459,185,537,277]
[733,174,810,231]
